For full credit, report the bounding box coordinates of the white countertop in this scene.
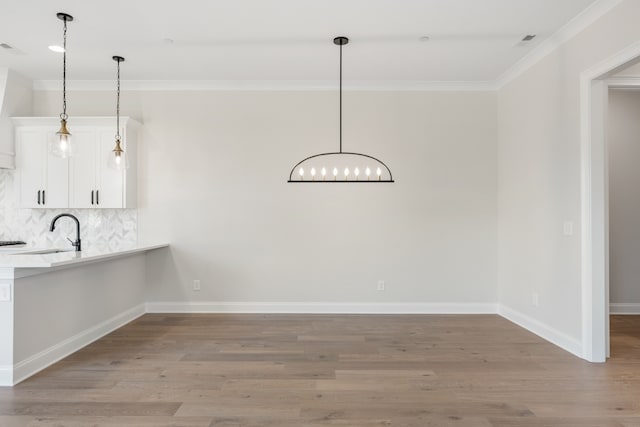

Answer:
[0,243,169,269]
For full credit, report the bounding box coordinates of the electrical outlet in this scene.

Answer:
[532,292,539,307]
[563,221,573,236]
[193,280,201,291]
[377,280,385,291]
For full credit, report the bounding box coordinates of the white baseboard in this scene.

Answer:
[610,303,640,314]
[145,301,498,314]
[10,303,146,386]
[497,304,582,358]
[3,301,592,387]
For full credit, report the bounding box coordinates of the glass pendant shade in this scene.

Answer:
[50,117,73,158]
[108,138,129,170]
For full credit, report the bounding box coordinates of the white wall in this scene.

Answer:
[0,69,32,168]
[498,0,640,346]
[608,89,640,306]
[34,89,498,307]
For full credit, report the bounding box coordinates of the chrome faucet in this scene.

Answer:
[49,213,82,252]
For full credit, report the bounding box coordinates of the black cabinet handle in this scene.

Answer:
[37,190,41,205]
[91,190,94,205]
[42,190,45,205]
[96,190,99,205]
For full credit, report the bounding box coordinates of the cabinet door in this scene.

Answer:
[16,129,45,208]
[69,129,97,209]
[43,131,70,209]
[96,129,124,208]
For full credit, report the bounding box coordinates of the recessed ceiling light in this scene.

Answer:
[48,45,65,53]
[419,36,430,42]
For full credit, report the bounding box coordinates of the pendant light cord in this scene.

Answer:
[339,41,342,154]
[116,59,120,139]
[61,18,67,120]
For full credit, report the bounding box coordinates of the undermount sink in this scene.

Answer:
[15,249,74,255]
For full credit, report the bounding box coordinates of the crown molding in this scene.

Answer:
[495,0,624,89]
[33,79,497,92]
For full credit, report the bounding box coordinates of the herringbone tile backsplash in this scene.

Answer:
[0,169,137,251]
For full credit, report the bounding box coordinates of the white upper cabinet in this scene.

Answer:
[13,117,139,209]
[14,126,69,208]
[69,124,138,209]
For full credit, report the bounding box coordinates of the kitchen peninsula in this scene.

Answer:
[0,243,168,386]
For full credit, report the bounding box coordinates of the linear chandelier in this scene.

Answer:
[288,36,394,183]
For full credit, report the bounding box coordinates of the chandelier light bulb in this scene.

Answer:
[366,167,371,180]
[344,167,350,179]
[310,167,316,181]
[376,167,382,180]
[333,167,338,181]
[354,167,360,180]
[299,167,304,180]
[321,167,327,181]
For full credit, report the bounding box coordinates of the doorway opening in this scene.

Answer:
[608,83,640,357]
[581,41,640,362]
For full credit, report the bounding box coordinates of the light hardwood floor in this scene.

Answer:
[0,314,639,426]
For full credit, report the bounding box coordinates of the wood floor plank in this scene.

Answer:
[0,416,216,426]
[175,402,301,418]
[0,401,181,416]
[488,418,627,427]
[1,314,639,426]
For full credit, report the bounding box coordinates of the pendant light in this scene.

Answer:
[108,56,129,170]
[50,12,74,158]
[287,36,394,183]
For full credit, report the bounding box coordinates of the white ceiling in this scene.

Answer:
[0,0,599,83]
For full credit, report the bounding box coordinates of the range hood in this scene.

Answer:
[0,68,33,169]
